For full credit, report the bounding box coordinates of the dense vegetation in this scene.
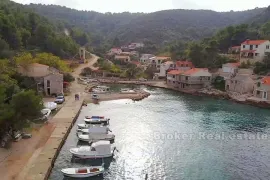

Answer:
[0,0,91,59]
[27,4,265,46]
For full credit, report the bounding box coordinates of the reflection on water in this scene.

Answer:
[49,87,270,180]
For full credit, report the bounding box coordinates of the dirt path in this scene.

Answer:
[0,54,98,180]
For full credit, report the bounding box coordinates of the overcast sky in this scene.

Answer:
[12,0,270,13]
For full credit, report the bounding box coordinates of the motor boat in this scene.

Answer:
[77,126,112,134]
[77,123,106,129]
[61,165,104,178]
[77,133,115,142]
[92,86,110,94]
[84,116,110,124]
[120,88,135,93]
[70,140,116,159]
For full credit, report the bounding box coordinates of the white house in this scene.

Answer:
[129,43,144,49]
[149,56,171,69]
[157,61,176,78]
[253,76,270,101]
[140,54,155,64]
[220,62,240,80]
[240,39,270,64]
[109,48,122,55]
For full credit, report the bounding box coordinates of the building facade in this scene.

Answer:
[225,74,254,94]
[240,40,270,64]
[253,76,270,101]
[140,54,155,64]
[175,61,194,71]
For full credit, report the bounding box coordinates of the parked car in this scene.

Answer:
[41,108,52,120]
[54,95,65,104]
[22,133,32,139]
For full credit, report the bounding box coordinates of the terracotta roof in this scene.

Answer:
[164,61,174,65]
[262,76,270,85]
[168,70,183,75]
[241,50,256,53]
[175,61,193,67]
[241,40,268,45]
[183,68,209,75]
[156,56,171,60]
[115,55,129,59]
[224,62,240,67]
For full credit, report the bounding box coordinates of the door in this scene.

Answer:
[263,91,267,100]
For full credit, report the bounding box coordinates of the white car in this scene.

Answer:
[41,109,51,120]
[44,102,57,110]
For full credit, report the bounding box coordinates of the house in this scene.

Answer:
[167,70,182,88]
[157,61,176,78]
[229,46,241,53]
[130,51,139,57]
[114,55,131,62]
[18,63,63,96]
[177,68,212,90]
[129,43,144,49]
[225,74,254,94]
[220,62,240,80]
[109,48,122,55]
[149,56,171,69]
[253,76,270,101]
[175,61,194,71]
[140,54,155,64]
[240,39,270,64]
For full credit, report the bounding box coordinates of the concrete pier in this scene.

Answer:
[24,95,84,180]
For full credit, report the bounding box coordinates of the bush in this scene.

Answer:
[63,73,75,82]
[80,67,92,76]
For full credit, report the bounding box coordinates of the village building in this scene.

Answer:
[175,61,194,71]
[240,39,270,64]
[129,43,144,49]
[140,54,155,64]
[167,70,182,88]
[18,63,63,96]
[156,61,176,78]
[109,48,122,55]
[220,62,240,80]
[228,46,241,54]
[225,74,254,94]
[253,76,270,101]
[149,56,171,69]
[114,55,131,62]
[177,68,212,90]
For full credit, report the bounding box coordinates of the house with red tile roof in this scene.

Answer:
[240,39,270,64]
[220,62,241,80]
[253,76,270,101]
[167,70,183,88]
[175,61,194,71]
[177,68,212,90]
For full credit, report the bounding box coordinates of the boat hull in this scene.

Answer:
[78,134,115,142]
[71,153,113,159]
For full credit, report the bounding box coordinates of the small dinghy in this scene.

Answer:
[61,165,104,178]
[70,140,116,159]
[84,116,110,124]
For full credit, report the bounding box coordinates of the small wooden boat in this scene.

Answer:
[61,165,104,178]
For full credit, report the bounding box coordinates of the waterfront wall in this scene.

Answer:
[25,96,84,180]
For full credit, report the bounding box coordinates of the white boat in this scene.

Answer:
[84,116,110,124]
[77,133,115,142]
[77,126,112,134]
[92,86,110,94]
[70,140,116,159]
[61,165,104,178]
[77,123,106,129]
[120,88,136,93]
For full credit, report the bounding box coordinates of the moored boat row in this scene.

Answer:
[61,115,116,178]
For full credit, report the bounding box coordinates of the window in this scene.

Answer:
[186,64,188,67]
[208,77,211,80]
[173,75,175,78]
[181,64,184,67]
[178,82,180,84]
[256,45,258,48]
[257,91,260,95]
[267,45,270,49]
[257,82,261,87]
[173,81,175,84]
[243,45,245,48]
[255,53,259,56]
[47,80,50,87]
[185,76,188,81]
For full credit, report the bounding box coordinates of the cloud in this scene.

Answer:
[171,0,206,10]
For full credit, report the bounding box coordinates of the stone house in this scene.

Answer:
[149,56,171,70]
[157,61,176,78]
[177,68,212,90]
[18,63,63,96]
[220,62,240,80]
[167,70,182,88]
[253,76,270,101]
[225,74,254,94]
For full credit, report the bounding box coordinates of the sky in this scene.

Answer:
[12,0,270,13]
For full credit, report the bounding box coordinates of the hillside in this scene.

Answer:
[26,4,266,45]
[0,0,90,59]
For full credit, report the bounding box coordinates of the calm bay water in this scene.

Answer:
[49,87,270,180]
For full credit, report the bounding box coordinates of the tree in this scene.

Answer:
[186,42,205,67]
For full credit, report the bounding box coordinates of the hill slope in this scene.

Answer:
[27,4,265,45]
